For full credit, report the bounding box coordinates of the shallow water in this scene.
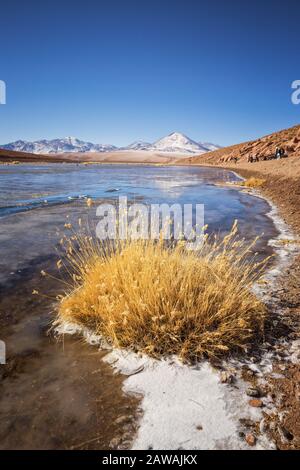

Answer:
[0,164,238,214]
[0,164,278,283]
[0,163,279,449]
[0,163,277,235]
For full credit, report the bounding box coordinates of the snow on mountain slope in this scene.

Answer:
[120,140,152,151]
[1,137,117,154]
[1,133,221,155]
[200,142,222,152]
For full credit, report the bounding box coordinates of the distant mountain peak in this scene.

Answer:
[168,131,187,138]
[1,133,221,155]
[65,136,79,144]
[0,138,117,154]
[120,140,152,151]
[168,131,192,139]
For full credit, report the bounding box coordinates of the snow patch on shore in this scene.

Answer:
[55,321,275,450]
[265,193,298,270]
[248,189,299,312]
[103,350,276,450]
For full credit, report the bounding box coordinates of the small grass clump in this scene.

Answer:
[56,223,268,362]
[239,177,266,188]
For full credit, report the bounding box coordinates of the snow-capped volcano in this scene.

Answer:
[121,133,221,154]
[150,132,207,154]
[1,133,221,155]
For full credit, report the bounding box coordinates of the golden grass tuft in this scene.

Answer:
[239,177,266,188]
[56,223,268,362]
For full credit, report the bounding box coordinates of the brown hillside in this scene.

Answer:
[0,148,76,163]
[182,124,300,166]
[0,148,185,165]
[180,124,300,235]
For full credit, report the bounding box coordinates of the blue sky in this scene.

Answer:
[0,0,299,146]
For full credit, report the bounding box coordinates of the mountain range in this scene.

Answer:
[0,132,221,155]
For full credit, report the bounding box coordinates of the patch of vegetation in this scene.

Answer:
[239,177,266,188]
[55,223,268,362]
